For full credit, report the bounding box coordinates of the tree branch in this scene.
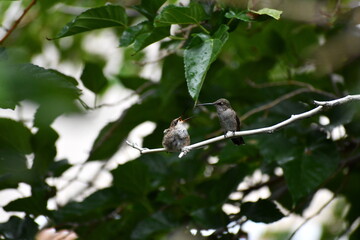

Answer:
[126,94,360,158]
[0,0,37,45]
[241,88,311,121]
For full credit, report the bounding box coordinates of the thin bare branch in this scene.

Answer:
[126,94,360,158]
[241,88,310,121]
[0,0,37,45]
[287,165,350,240]
[287,193,337,240]
[245,79,337,98]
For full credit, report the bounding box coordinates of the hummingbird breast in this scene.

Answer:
[217,109,238,132]
[162,125,190,152]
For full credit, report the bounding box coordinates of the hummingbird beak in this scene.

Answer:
[181,116,193,122]
[196,102,215,107]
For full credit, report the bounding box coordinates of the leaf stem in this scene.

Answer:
[197,24,210,34]
[227,18,234,26]
[169,35,186,40]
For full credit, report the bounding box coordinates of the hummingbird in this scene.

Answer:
[197,98,245,145]
[162,116,191,152]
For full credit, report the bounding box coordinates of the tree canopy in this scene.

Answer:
[0,0,360,239]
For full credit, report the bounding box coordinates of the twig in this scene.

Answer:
[126,94,360,158]
[0,0,37,45]
[287,193,337,240]
[287,165,350,240]
[135,25,195,66]
[241,88,310,121]
[125,140,166,154]
[91,82,154,109]
[241,79,338,121]
[245,79,337,98]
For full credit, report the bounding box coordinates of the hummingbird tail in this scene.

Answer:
[231,137,245,145]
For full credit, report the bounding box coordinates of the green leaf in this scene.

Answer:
[4,197,46,216]
[281,141,340,202]
[241,199,285,223]
[0,149,30,190]
[3,63,81,126]
[225,10,253,22]
[0,118,32,154]
[225,8,282,22]
[133,0,167,20]
[120,21,170,52]
[6,63,80,104]
[184,24,229,103]
[80,61,108,94]
[49,159,71,177]
[250,8,283,20]
[0,216,38,240]
[154,2,207,27]
[87,95,158,161]
[31,127,58,176]
[131,211,176,240]
[112,160,150,199]
[54,5,127,39]
[191,206,229,228]
[119,21,150,47]
[0,119,32,189]
[208,164,248,204]
[133,26,170,53]
[117,76,151,90]
[53,187,120,223]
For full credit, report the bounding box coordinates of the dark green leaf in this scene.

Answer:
[154,2,207,27]
[3,63,81,126]
[87,95,158,161]
[191,206,228,228]
[34,100,80,128]
[131,211,176,240]
[0,120,32,188]
[31,127,58,175]
[117,76,151,90]
[54,5,127,39]
[5,63,80,105]
[241,199,285,223]
[112,160,150,199]
[49,159,72,177]
[184,25,229,103]
[208,164,248,204]
[120,21,170,52]
[281,141,340,202]
[0,118,32,154]
[225,10,253,22]
[133,0,167,20]
[4,197,46,216]
[80,61,108,94]
[0,149,30,190]
[119,21,150,47]
[133,26,170,53]
[53,187,120,223]
[0,216,38,240]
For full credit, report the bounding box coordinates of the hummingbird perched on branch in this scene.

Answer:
[162,116,191,152]
[197,98,245,145]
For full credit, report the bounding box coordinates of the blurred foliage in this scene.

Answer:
[0,0,360,239]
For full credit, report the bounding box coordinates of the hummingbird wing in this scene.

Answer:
[232,115,245,145]
[235,115,240,131]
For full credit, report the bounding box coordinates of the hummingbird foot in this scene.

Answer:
[179,146,190,158]
[224,131,235,138]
